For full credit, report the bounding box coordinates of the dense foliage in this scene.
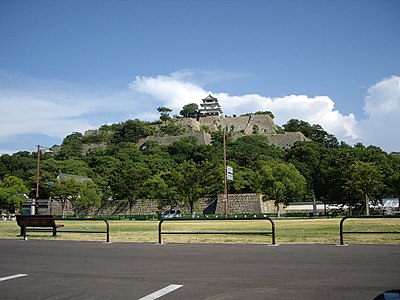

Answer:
[0,116,398,214]
[180,103,199,118]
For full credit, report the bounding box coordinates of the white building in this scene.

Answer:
[199,95,223,117]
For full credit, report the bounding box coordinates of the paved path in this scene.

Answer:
[0,239,398,299]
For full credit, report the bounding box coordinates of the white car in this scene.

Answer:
[161,209,182,219]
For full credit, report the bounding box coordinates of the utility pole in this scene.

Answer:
[35,145,51,215]
[223,129,228,216]
[34,145,41,215]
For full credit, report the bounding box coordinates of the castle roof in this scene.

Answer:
[202,94,217,101]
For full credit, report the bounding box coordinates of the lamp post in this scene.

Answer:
[223,129,228,216]
[34,145,51,215]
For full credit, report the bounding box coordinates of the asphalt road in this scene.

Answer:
[0,239,399,299]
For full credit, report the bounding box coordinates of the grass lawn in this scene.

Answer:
[0,218,399,244]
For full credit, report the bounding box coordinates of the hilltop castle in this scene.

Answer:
[138,95,309,148]
[198,95,223,117]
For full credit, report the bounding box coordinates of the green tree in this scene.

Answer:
[180,103,198,118]
[111,119,155,144]
[352,144,389,170]
[345,161,386,215]
[0,151,36,182]
[57,132,84,159]
[228,135,284,168]
[32,157,62,200]
[81,129,112,144]
[386,154,400,210]
[139,141,168,156]
[140,152,174,175]
[317,146,357,207]
[73,181,102,214]
[160,123,184,136]
[111,161,152,215]
[283,119,339,147]
[167,137,209,164]
[226,163,256,194]
[86,153,121,203]
[59,159,92,177]
[169,160,222,214]
[0,175,29,213]
[255,161,306,216]
[143,172,182,210]
[157,106,172,123]
[285,141,324,201]
[48,178,80,217]
[111,142,141,162]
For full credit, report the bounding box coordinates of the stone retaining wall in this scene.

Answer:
[137,131,211,147]
[47,194,276,216]
[215,194,263,214]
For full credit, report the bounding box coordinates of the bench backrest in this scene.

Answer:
[16,215,56,227]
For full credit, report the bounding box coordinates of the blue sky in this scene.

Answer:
[1,0,399,154]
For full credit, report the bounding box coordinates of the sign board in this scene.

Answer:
[227,166,233,181]
[20,207,31,215]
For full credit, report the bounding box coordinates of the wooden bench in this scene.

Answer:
[16,215,64,237]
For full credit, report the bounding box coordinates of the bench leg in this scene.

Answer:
[53,227,57,236]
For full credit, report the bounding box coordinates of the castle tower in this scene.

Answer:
[199,95,223,117]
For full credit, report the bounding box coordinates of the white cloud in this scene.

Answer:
[0,90,93,140]
[131,73,208,110]
[0,72,157,142]
[216,93,359,142]
[364,76,400,117]
[130,73,360,145]
[356,76,400,152]
[2,70,398,154]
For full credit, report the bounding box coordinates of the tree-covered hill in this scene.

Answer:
[0,111,399,215]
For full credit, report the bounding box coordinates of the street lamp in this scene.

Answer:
[34,145,51,215]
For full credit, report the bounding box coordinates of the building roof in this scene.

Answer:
[57,172,92,183]
[202,94,218,101]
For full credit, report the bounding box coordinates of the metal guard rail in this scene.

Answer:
[159,217,275,245]
[23,217,110,242]
[339,215,400,245]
